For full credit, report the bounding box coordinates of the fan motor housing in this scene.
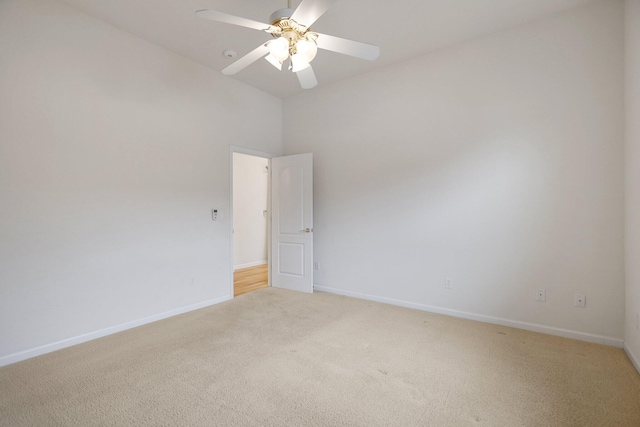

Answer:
[269,8,295,25]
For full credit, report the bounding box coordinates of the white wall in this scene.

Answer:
[625,0,640,368]
[233,153,269,269]
[284,0,625,344]
[0,0,282,364]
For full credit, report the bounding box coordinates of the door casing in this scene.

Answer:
[229,146,314,297]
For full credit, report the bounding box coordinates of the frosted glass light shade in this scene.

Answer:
[291,53,310,72]
[296,38,317,63]
[268,37,289,62]
[265,53,283,70]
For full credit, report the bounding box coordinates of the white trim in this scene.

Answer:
[230,146,276,159]
[0,295,232,367]
[234,260,268,270]
[314,285,624,348]
[624,342,640,374]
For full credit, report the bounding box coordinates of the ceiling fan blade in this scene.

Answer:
[315,33,380,61]
[291,0,338,28]
[196,10,277,33]
[222,44,270,75]
[296,65,318,89]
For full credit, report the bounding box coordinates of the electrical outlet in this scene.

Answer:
[445,278,452,289]
[636,313,639,330]
[190,277,194,286]
[536,289,546,302]
[314,262,320,270]
[574,294,586,308]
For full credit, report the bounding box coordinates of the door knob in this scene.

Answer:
[301,228,311,233]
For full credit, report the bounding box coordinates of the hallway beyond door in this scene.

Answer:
[234,264,268,297]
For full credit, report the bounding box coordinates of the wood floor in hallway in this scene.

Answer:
[234,264,268,297]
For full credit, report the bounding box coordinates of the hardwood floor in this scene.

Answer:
[234,264,268,297]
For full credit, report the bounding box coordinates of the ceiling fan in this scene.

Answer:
[196,0,380,89]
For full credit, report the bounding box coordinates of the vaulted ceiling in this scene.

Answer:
[59,0,598,98]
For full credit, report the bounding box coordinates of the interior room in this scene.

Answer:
[1,0,639,424]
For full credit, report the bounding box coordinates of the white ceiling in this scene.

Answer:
[59,0,597,98]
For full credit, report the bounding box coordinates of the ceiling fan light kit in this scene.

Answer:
[196,0,380,90]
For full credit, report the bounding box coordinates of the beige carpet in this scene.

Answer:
[1,288,639,426]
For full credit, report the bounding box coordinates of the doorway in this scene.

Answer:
[232,151,269,297]
[230,147,314,297]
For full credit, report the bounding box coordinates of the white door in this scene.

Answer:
[271,153,313,293]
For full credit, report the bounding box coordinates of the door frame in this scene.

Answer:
[229,146,277,298]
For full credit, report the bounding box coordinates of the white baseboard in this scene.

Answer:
[234,260,267,270]
[0,295,232,368]
[314,285,624,348]
[624,342,640,374]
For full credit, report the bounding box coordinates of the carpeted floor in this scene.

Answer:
[1,288,639,426]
